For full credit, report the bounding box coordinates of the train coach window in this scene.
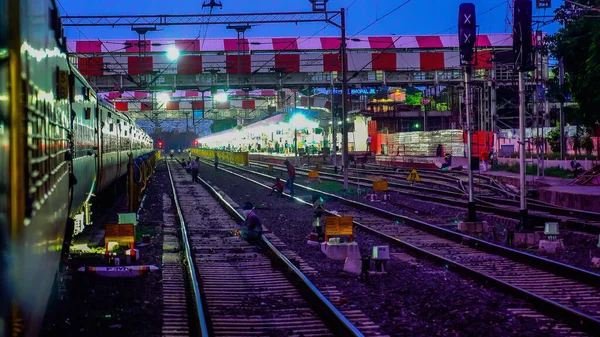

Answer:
[109,123,114,132]
[84,107,91,120]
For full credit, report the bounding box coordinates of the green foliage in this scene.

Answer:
[405,92,423,106]
[581,135,595,155]
[546,128,561,153]
[547,0,600,128]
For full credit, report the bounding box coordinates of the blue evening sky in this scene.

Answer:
[58,0,563,40]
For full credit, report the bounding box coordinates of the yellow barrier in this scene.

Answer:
[325,216,354,242]
[127,151,160,213]
[189,148,249,166]
[373,180,388,191]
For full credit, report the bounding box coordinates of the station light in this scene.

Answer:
[157,93,170,104]
[414,123,420,129]
[290,113,318,129]
[214,92,229,103]
[167,46,180,61]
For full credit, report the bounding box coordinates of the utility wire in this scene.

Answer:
[349,0,413,38]
[348,1,508,79]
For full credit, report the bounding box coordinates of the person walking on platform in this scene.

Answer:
[191,157,200,183]
[237,202,263,241]
[284,160,296,197]
[480,148,490,172]
[366,135,372,152]
[214,153,219,171]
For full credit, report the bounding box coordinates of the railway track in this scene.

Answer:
[210,159,600,335]
[164,160,363,337]
[250,160,600,234]
[360,164,600,219]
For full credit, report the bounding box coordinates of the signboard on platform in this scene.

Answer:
[325,216,354,237]
[373,180,388,191]
[407,169,421,182]
[105,224,135,245]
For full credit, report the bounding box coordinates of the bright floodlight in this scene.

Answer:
[157,93,170,104]
[214,92,229,103]
[167,47,180,61]
[290,113,308,126]
[290,113,318,129]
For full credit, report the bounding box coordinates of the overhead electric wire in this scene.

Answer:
[348,0,508,79]
[349,0,413,38]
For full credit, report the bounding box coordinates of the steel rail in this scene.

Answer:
[206,160,600,335]
[214,160,600,284]
[166,161,210,337]
[173,158,364,337]
[254,160,600,233]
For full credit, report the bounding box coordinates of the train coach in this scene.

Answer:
[0,1,153,336]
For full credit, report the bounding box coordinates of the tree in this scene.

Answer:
[547,0,600,130]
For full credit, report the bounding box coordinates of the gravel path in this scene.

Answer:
[197,161,588,337]
[41,162,168,337]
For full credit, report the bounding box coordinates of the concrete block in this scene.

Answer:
[457,221,487,234]
[538,239,565,255]
[320,242,360,261]
[513,231,542,248]
[343,257,362,275]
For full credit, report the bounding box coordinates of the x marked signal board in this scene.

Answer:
[406,169,421,182]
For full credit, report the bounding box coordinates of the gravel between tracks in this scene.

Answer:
[247,163,600,274]
[41,162,168,337]
[197,161,583,337]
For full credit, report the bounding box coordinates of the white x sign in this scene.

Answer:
[463,14,472,25]
[463,33,472,44]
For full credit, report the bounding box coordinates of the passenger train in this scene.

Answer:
[0,1,154,336]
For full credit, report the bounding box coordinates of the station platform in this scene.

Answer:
[249,152,375,167]
[481,170,600,213]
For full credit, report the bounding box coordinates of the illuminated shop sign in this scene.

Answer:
[313,87,387,96]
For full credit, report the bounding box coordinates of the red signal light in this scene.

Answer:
[194,140,198,146]
[158,141,163,148]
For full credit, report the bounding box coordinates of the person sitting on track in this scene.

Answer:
[269,177,285,197]
[571,159,584,175]
[237,202,263,241]
[441,153,452,170]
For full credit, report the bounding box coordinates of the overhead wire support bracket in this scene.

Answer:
[62,11,342,27]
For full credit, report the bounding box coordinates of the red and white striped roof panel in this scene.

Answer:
[68,34,516,53]
[76,50,495,77]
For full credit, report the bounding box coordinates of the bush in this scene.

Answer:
[546,128,561,153]
[581,135,594,155]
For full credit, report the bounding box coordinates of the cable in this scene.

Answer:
[349,0,413,38]
[346,0,359,10]
[347,1,508,79]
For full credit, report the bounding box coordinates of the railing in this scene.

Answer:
[189,148,249,166]
[127,151,161,212]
